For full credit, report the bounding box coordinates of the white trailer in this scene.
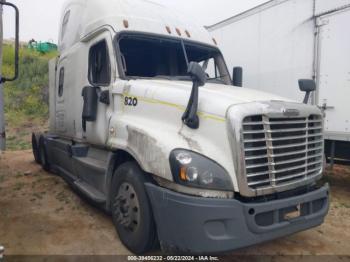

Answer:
[208,0,350,163]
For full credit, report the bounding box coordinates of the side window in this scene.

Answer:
[203,58,218,79]
[58,67,64,97]
[89,40,111,86]
[61,10,70,41]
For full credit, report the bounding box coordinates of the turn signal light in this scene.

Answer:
[180,167,187,181]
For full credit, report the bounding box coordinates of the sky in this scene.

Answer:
[3,0,268,43]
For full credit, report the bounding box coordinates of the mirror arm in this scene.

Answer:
[182,62,207,129]
[182,81,199,129]
[182,88,194,120]
[303,91,311,104]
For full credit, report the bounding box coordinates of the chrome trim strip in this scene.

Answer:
[244,140,323,152]
[246,153,323,169]
[243,126,322,134]
[244,133,323,143]
[243,120,322,125]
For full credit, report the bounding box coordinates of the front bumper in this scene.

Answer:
[145,183,329,254]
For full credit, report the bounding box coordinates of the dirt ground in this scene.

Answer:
[5,117,48,151]
[0,150,350,257]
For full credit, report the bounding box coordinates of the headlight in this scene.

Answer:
[169,149,233,191]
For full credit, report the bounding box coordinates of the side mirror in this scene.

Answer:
[187,62,207,87]
[232,67,243,87]
[81,86,98,131]
[299,79,316,104]
[0,2,19,83]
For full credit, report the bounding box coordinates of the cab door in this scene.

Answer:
[83,31,116,145]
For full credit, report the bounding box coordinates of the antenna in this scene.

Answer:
[181,40,189,66]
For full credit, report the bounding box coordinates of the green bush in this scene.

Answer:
[3,44,57,119]
[2,44,56,150]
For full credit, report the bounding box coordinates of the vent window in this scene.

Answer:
[58,67,64,97]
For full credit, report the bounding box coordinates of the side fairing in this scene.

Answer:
[49,58,58,132]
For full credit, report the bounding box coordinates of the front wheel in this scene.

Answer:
[111,162,158,254]
[32,133,41,164]
[38,135,50,172]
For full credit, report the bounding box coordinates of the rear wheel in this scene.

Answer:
[111,162,158,254]
[32,133,41,164]
[38,135,50,171]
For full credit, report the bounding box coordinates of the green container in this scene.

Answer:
[28,41,57,53]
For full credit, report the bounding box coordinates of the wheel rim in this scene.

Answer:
[113,182,141,232]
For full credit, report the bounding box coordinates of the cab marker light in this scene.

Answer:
[176,28,182,36]
[123,20,129,28]
[166,26,172,34]
[212,38,218,45]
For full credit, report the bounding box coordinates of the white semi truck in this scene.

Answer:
[32,0,329,254]
[208,0,350,166]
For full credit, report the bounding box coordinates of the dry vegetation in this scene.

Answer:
[2,44,55,150]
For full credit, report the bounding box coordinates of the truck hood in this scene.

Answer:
[129,79,295,118]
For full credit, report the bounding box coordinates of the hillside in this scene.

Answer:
[2,44,57,150]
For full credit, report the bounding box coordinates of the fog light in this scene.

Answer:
[200,171,214,185]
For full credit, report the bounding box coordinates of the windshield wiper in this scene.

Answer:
[154,75,173,80]
[207,74,229,81]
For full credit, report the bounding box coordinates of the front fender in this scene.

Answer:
[107,114,239,192]
[107,117,190,181]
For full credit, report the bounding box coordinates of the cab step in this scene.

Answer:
[73,156,107,173]
[74,179,106,204]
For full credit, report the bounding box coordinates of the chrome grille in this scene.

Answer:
[242,115,324,189]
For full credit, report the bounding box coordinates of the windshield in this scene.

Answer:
[117,34,231,85]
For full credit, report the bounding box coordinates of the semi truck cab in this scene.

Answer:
[32,0,329,254]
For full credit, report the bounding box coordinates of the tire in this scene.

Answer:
[32,133,41,164]
[38,135,50,172]
[111,162,158,254]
